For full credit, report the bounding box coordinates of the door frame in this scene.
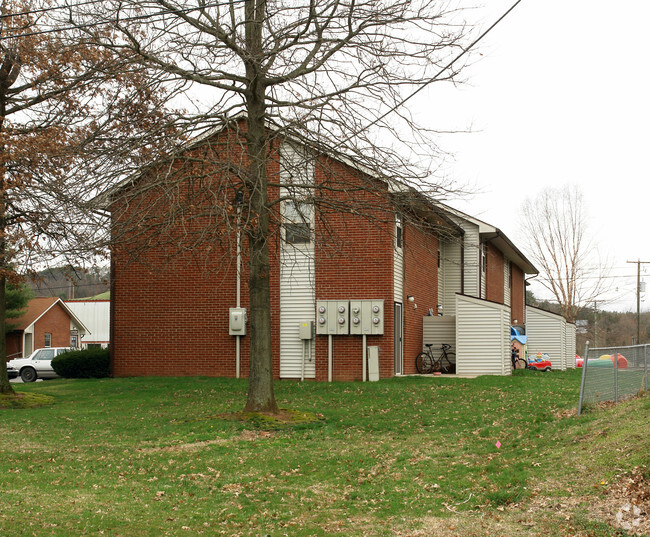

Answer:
[394,302,403,375]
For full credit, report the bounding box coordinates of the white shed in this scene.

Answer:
[456,294,510,376]
[525,306,567,370]
[565,322,577,368]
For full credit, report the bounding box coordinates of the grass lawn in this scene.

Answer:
[0,370,647,536]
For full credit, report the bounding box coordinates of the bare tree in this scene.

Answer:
[64,0,475,412]
[520,185,611,323]
[0,0,173,395]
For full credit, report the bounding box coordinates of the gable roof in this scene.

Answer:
[436,203,538,275]
[10,297,90,333]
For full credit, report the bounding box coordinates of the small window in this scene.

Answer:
[284,200,312,245]
[35,349,54,361]
[44,333,52,347]
[481,243,487,273]
[285,223,311,244]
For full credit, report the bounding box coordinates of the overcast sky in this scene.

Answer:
[418,0,649,312]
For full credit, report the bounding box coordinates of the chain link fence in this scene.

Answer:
[577,343,648,415]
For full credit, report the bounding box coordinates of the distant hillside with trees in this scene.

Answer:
[27,266,110,300]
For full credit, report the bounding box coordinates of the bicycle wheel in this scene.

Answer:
[441,352,455,373]
[415,352,433,374]
[512,357,527,370]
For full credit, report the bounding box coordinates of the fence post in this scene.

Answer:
[614,347,619,403]
[643,345,648,393]
[578,342,590,415]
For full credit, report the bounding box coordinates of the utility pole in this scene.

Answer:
[593,300,599,347]
[627,260,649,344]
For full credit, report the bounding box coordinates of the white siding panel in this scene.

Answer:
[504,259,511,307]
[422,316,456,362]
[464,226,481,298]
[280,246,315,378]
[394,243,404,303]
[446,215,480,298]
[66,301,110,345]
[456,295,510,376]
[525,306,567,371]
[565,323,577,369]
[279,142,316,379]
[440,239,462,317]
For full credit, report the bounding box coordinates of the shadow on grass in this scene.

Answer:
[220,408,326,430]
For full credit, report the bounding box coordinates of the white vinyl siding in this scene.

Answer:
[504,259,511,307]
[280,248,315,378]
[479,243,487,300]
[565,323,577,369]
[279,142,316,379]
[447,215,480,298]
[65,301,110,346]
[422,316,456,363]
[439,238,462,316]
[456,294,510,376]
[394,216,404,303]
[466,228,481,298]
[525,306,567,371]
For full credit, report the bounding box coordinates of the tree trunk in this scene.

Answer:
[0,84,14,395]
[243,108,278,414]
[242,0,278,413]
[0,198,14,395]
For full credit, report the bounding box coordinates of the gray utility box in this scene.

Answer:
[229,307,247,336]
[367,346,380,381]
[349,300,384,335]
[298,320,315,340]
[316,301,350,335]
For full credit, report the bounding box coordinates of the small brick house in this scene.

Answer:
[6,297,89,360]
[106,124,537,380]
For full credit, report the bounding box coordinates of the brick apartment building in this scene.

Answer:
[105,123,540,381]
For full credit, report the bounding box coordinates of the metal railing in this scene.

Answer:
[577,343,648,414]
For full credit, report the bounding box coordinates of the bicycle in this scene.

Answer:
[511,346,527,370]
[415,343,455,374]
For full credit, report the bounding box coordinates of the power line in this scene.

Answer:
[329,0,525,152]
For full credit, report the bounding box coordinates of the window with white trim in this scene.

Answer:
[284,200,312,245]
[395,214,403,249]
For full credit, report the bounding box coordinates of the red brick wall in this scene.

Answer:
[312,157,395,381]
[110,130,439,381]
[486,243,505,304]
[511,263,525,324]
[402,223,438,375]
[35,303,72,349]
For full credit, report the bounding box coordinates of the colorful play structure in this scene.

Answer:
[581,353,628,369]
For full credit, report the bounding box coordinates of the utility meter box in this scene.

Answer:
[229,307,247,336]
[369,300,384,335]
[316,300,349,335]
[349,300,384,335]
[367,346,380,381]
[349,301,364,335]
[298,320,314,340]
